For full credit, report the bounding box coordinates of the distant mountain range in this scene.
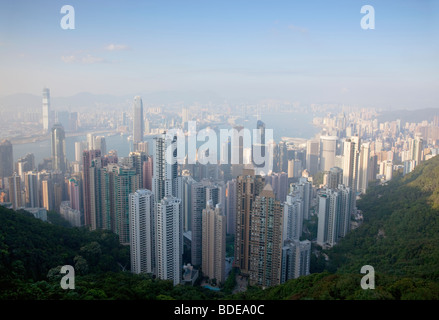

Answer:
[377,108,439,124]
[0,91,227,112]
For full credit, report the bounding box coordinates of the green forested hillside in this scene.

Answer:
[327,155,439,279]
[0,207,217,300]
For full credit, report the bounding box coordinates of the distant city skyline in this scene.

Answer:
[0,0,438,109]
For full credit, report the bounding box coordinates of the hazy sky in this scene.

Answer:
[0,0,438,108]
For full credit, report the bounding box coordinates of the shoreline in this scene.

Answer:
[9,130,118,145]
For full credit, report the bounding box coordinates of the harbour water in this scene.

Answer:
[12,112,318,165]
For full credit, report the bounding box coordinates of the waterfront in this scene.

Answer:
[12,112,318,165]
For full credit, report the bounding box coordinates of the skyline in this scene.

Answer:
[0,0,439,109]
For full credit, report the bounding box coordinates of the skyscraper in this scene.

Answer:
[8,174,22,210]
[190,180,222,266]
[128,151,147,189]
[42,88,51,133]
[133,96,144,148]
[24,171,39,208]
[41,179,51,211]
[180,175,196,232]
[152,132,178,203]
[384,160,393,181]
[295,176,312,221]
[283,192,303,242]
[252,120,266,168]
[306,140,319,176]
[156,196,182,286]
[94,136,107,156]
[82,149,101,227]
[411,136,423,166]
[225,179,237,235]
[87,133,95,150]
[68,177,81,211]
[234,168,265,274]
[51,123,67,173]
[281,239,311,283]
[342,137,360,190]
[182,107,189,123]
[317,189,338,247]
[137,141,149,154]
[75,141,88,163]
[191,182,207,266]
[249,184,283,288]
[202,201,226,284]
[270,172,289,203]
[317,185,352,247]
[129,189,155,274]
[276,141,288,173]
[142,156,153,191]
[112,165,140,244]
[320,136,338,172]
[17,153,35,181]
[357,142,370,194]
[0,140,13,188]
[342,137,359,216]
[327,167,343,190]
[337,184,353,238]
[88,158,103,231]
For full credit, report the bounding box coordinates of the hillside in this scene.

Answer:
[0,207,218,300]
[327,155,439,279]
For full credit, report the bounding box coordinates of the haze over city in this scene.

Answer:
[1,0,438,108]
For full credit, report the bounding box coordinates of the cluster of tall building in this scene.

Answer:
[3,90,439,290]
[232,168,312,287]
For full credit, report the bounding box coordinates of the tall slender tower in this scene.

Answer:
[320,136,338,172]
[191,182,207,267]
[82,149,101,227]
[342,137,360,190]
[342,137,359,215]
[306,140,319,176]
[142,156,153,191]
[68,177,81,211]
[234,168,265,274]
[357,142,370,194]
[249,184,283,287]
[411,136,423,166]
[133,96,144,149]
[156,196,182,285]
[282,192,303,242]
[226,179,237,235]
[51,123,67,173]
[24,171,39,208]
[8,174,22,210]
[130,189,155,274]
[94,136,107,156]
[152,132,178,203]
[202,202,226,284]
[42,88,51,133]
[317,189,339,247]
[316,186,352,247]
[112,165,140,244]
[0,140,13,188]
